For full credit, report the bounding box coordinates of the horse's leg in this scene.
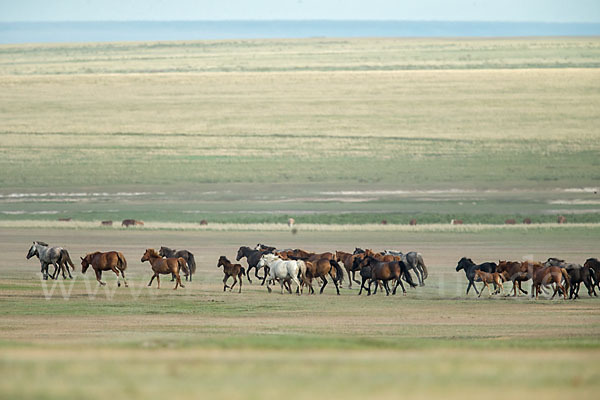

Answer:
[396,278,407,296]
[372,279,378,295]
[383,280,390,296]
[260,267,270,286]
[110,265,121,287]
[230,276,238,292]
[238,272,243,293]
[352,270,361,285]
[265,276,272,293]
[148,273,157,287]
[518,280,528,295]
[175,271,184,289]
[246,265,253,284]
[157,274,161,289]
[50,262,60,280]
[171,272,176,282]
[466,280,473,295]
[292,276,302,296]
[358,277,365,295]
[223,275,229,291]
[319,277,328,294]
[332,276,340,295]
[96,269,106,286]
[120,269,128,287]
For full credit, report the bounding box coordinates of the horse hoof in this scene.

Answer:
[180,285,185,288]
[117,282,121,287]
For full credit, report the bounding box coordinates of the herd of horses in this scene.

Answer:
[25,240,600,299]
[456,257,600,299]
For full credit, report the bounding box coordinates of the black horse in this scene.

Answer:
[236,246,273,284]
[455,257,497,295]
[584,258,600,292]
[159,246,196,282]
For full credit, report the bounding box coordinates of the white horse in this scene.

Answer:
[26,241,75,280]
[257,253,305,295]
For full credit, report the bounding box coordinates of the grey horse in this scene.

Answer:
[26,241,75,280]
[159,246,197,282]
[383,250,429,286]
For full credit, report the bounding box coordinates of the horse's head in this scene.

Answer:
[141,248,157,263]
[217,256,227,268]
[81,255,91,273]
[456,257,469,272]
[236,247,246,261]
[158,247,168,257]
[26,242,38,259]
[353,247,364,255]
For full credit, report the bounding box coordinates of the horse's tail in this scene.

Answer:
[240,266,246,277]
[400,261,417,288]
[178,257,189,276]
[60,249,75,271]
[330,259,344,283]
[187,252,197,275]
[561,268,570,294]
[418,253,428,280]
[116,252,127,271]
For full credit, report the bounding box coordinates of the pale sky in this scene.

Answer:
[1,0,599,23]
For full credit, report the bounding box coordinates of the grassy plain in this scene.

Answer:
[0,37,599,398]
[1,228,599,399]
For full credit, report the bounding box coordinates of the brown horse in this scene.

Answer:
[122,219,144,227]
[335,250,361,288]
[474,270,505,297]
[497,260,530,296]
[217,256,246,293]
[81,251,128,287]
[303,258,344,295]
[141,248,188,290]
[531,266,570,300]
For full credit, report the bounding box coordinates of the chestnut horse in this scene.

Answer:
[335,250,361,288]
[303,258,344,295]
[217,256,246,293]
[531,266,570,300]
[81,251,128,287]
[141,248,188,290]
[474,270,505,297]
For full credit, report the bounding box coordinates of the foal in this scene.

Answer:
[141,248,188,290]
[474,270,505,297]
[217,256,245,293]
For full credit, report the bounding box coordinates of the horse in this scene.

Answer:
[81,251,128,287]
[159,246,197,282]
[496,260,528,296]
[531,266,570,300]
[455,257,497,296]
[584,258,600,292]
[26,241,75,280]
[254,243,277,253]
[359,255,417,296]
[383,250,428,286]
[473,270,505,297]
[217,256,245,293]
[257,253,305,295]
[335,250,361,289]
[303,258,344,295]
[122,219,144,227]
[236,246,271,284]
[545,258,595,298]
[141,248,188,290]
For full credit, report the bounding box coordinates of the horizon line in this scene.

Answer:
[2,19,600,24]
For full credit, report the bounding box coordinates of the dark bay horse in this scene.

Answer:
[546,258,595,298]
[455,257,497,296]
[142,248,188,290]
[81,251,128,287]
[217,256,245,293]
[359,255,417,296]
[26,241,75,280]
[159,246,197,282]
[584,258,600,292]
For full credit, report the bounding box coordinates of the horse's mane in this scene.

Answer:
[145,248,160,257]
[35,241,49,246]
